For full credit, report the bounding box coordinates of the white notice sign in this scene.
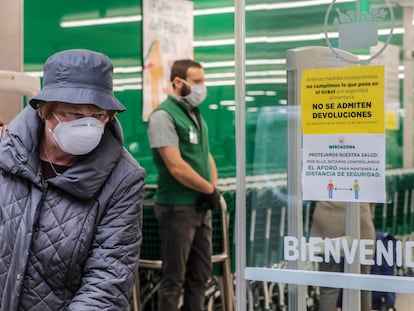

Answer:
[302,134,385,203]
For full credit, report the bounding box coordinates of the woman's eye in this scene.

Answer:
[93,114,107,120]
[70,113,83,119]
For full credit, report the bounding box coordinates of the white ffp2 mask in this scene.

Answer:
[51,114,105,155]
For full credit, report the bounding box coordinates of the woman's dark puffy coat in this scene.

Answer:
[0,107,145,310]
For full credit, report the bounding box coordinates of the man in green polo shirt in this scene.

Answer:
[147,59,220,311]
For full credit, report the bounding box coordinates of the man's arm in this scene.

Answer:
[157,146,215,194]
[209,153,218,187]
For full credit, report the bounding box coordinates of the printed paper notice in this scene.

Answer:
[302,134,385,203]
[301,66,384,134]
[301,66,385,203]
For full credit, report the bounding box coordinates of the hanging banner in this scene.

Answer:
[142,0,194,121]
[301,66,385,203]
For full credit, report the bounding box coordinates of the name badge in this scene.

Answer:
[189,126,198,144]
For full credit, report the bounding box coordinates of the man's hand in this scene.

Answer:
[196,187,221,211]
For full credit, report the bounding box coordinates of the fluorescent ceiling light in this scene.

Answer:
[194,7,234,16]
[205,72,235,79]
[202,59,286,68]
[114,84,142,91]
[201,61,235,68]
[379,28,404,35]
[113,77,142,85]
[247,78,287,84]
[247,91,266,96]
[25,71,42,78]
[246,59,286,65]
[206,78,286,87]
[246,70,285,77]
[194,39,234,47]
[61,15,142,28]
[193,0,354,16]
[194,33,334,47]
[205,70,285,79]
[114,66,142,73]
[220,100,236,106]
[60,0,355,28]
[194,28,404,47]
[246,0,354,11]
[247,33,326,43]
[206,80,238,87]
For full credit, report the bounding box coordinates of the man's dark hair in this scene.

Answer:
[170,59,202,82]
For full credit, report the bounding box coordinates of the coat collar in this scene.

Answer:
[0,106,124,199]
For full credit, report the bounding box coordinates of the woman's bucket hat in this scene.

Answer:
[30,49,126,112]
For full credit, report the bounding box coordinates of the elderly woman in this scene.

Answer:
[0,49,145,310]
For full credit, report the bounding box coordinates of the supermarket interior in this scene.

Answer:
[2,0,414,310]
